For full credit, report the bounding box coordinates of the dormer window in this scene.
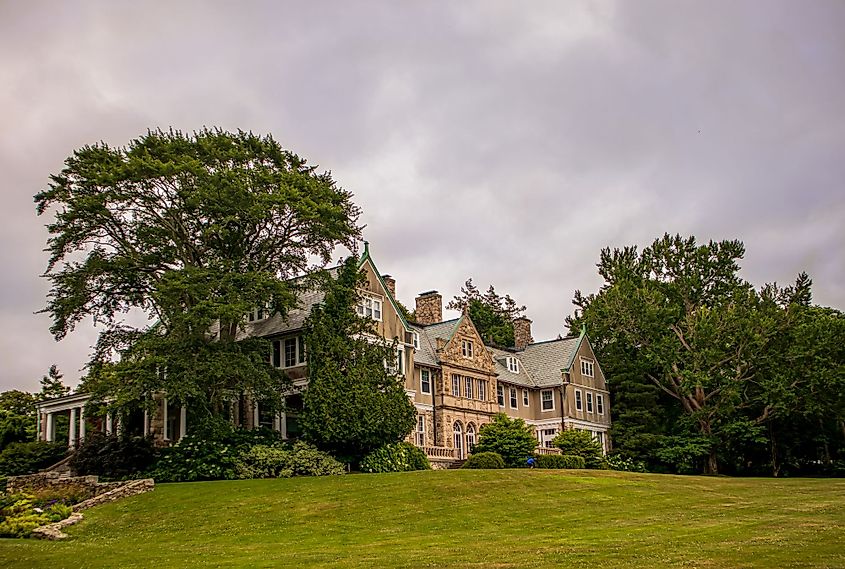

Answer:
[461,340,473,358]
[247,306,269,322]
[356,294,383,321]
[412,332,420,350]
[506,357,519,373]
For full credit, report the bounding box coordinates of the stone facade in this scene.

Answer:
[415,291,442,325]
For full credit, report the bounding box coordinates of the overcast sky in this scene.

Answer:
[1,1,843,392]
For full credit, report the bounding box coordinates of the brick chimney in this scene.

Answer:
[382,274,396,298]
[513,317,533,350]
[415,291,442,325]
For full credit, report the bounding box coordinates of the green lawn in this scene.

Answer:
[1,470,843,568]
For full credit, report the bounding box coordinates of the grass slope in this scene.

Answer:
[1,470,843,568]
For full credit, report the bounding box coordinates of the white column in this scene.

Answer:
[143,409,150,435]
[253,402,260,429]
[162,398,169,440]
[78,407,86,442]
[68,408,77,447]
[273,413,281,432]
[105,413,113,435]
[179,406,187,440]
[280,412,287,439]
[46,412,54,442]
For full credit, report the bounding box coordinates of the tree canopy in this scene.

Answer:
[447,279,526,347]
[36,128,362,416]
[300,257,417,462]
[569,233,844,475]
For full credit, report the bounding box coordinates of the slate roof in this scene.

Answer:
[489,337,581,388]
[411,318,460,367]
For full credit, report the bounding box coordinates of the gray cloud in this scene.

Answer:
[1,0,843,391]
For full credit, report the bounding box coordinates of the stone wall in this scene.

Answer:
[6,472,120,497]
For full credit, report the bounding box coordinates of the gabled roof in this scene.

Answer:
[411,318,460,367]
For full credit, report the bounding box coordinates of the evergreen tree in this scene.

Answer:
[39,364,70,400]
[447,279,526,347]
[301,257,417,463]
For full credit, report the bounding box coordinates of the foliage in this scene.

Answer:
[461,451,505,469]
[301,257,417,462]
[535,454,586,469]
[26,483,95,507]
[359,442,431,473]
[0,493,73,538]
[0,441,68,477]
[235,442,345,479]
[70,432,157,480]
[568,233,845,475]
[473,414,537,467]
[0,391,37,452]
[446,279,526,347]
[552,430,606,469]
[148,420,289,482]
[37,128,362,420]
[605,454,648,473]
[39,365,70,400]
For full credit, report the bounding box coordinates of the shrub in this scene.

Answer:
[552,430,606,469]
[71,432,156,480]
[236,445,293,479]
[462,452,505,469]
[147,434,241,482]
[285,441,345,476]
[359,442,431,473]
[25,482,96,507]
[0,492,72,538]
[535,454,586,469]
[473,414,537,467]
[606,454,648,473]
[0,441,67,477]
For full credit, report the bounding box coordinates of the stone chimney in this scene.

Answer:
[382,274,396,298]
[513,317,533,350]
[415,291,442,325]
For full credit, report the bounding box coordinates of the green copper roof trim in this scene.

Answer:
[562,325,588,373]
[358,242,413,334]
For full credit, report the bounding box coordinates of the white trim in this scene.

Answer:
[405,389,416,398]
[524,418,563,428]
[461,339,473,358]
[522,388,529,407]
[413,402,434,411]
[496,384,505,407]
[586,392,594,413]
[564,418,609,430]
[597,394,605,415]
[509,387,518,409]
[356,292,383,322]
[574,389,583,412]
[506,357,519,373]
[180,406,188,440]
[420,368,431,394]
[540,389,555,412]
[580,357,595,378]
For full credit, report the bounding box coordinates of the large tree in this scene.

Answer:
[301,257,417,463]
[567,234,832,475]
[446,279,526,347]
[36,128,361,416]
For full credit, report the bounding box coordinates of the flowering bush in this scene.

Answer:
[148,435,241,482]
[606,454,648,473]
[359,442,430,473]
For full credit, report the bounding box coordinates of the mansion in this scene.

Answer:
[36,244,611,462]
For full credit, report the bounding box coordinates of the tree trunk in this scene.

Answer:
[699,417,719,475]
[769,422,780,477]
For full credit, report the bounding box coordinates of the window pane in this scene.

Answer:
[284,338,297,367]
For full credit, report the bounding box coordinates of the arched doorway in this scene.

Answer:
[466,423,476,454]
[453,421,464,459]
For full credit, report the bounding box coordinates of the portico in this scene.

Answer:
[35,392,92,447]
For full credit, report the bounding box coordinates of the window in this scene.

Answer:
[412,332,420,350]
[542,428,557,448]
[466,423,476,452]
[273,337,304,369]
[595,431,604,449]
[575,390,583,411]
[452,374,460,396]
[497,384,504,406]
[597,394,604,415]
[509,387,518,409]
[477,380,487,401]
[506,357,519,373]
[247,306,269,322]
[416,415,426,446]
[580,358,594,377]
[396,348,405,375]
[465,376,474,399]
[461,340,473,358]
[587,392,594,413]
[453,421,464,459]
[356,294,383,321]
[284,338,297,367]
[420,369,431,394]
[522,389,529,407]
[541,389,554,411]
